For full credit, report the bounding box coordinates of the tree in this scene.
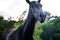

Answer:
[19,10,27,21]
[0,16,4,21]
[7,20,16,29]
[40,18,60,40]
[44,11,59,21]
[44,11,51,21]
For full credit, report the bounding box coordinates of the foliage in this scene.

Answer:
[33,22,41,40]
[44,11,51,21]
[34,18,60,40]
[0,16,4,21]
[7,20,16,29]
[0,18,23,40]
[0,15,60,40]
[40,18,60,40]
[44,11,51,16]
[13,22,20,29]
[0,20,8,31]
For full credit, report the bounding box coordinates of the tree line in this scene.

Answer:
[0,11,60,40]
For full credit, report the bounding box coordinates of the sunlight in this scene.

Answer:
[0,0,60,20]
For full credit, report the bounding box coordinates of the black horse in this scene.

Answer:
[6,0,46,40]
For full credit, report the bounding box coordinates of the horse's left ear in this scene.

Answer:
[38,0,41,3]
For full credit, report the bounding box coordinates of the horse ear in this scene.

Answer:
[38,0,41,3]
[26,0,30,4]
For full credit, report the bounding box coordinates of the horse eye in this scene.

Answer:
[40,14,41,17]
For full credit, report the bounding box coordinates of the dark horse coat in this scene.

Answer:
[6,0,46,40]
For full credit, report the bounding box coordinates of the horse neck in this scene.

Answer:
[23,12,36,36]
[16,8,36,38]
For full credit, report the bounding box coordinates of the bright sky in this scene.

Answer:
[0,0,60,20]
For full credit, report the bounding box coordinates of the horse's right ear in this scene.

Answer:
[26,0,31,4]
[38,0,41,3]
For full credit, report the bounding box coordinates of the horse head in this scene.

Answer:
[26,0,46,23]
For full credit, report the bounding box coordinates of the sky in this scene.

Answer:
[0,0,60,20]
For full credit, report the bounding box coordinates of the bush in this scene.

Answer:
[40,18,60,40]
[34,18,60,40]
[0,16,3,21]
